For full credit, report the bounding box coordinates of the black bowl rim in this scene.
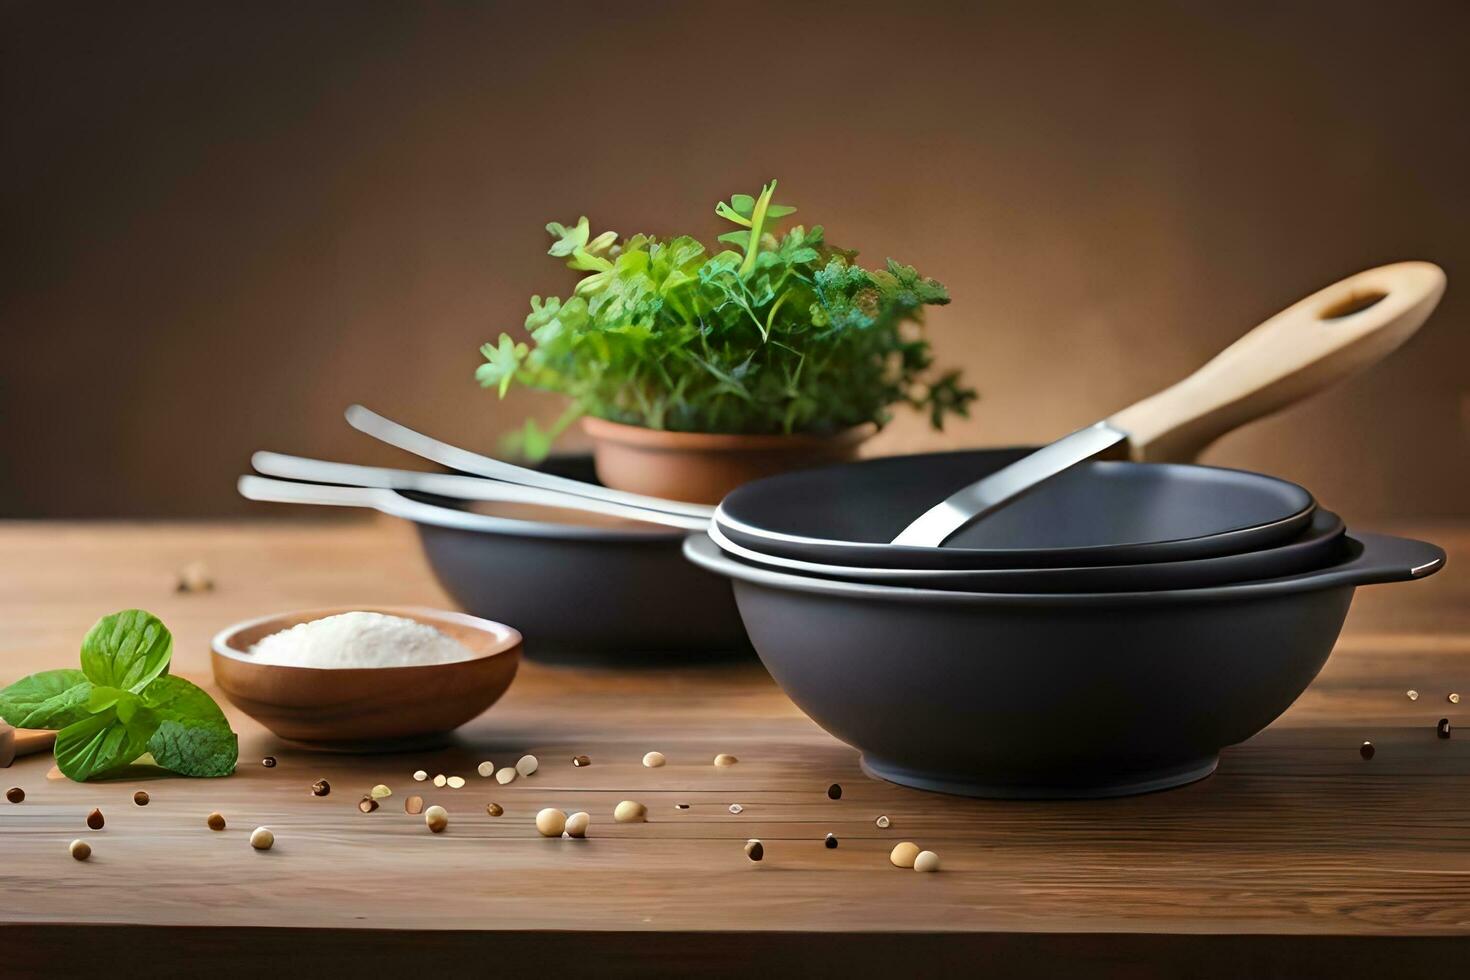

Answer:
[683,531,1444,607]
[714,452,1316,561]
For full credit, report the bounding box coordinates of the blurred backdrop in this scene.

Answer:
[3,0,1468,518]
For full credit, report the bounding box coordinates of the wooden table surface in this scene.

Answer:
[2,518,1468,977]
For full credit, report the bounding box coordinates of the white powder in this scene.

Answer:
[247,611,474,668]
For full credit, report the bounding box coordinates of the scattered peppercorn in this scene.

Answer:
[572,755,591,767]
[175,560,213,593]
[913,850,941,873]
[614,800,647,823]
[565,811,590,838]
[495,768,516,785]
[413,769,428,781]
[70,839,91,861]
[311,779,331,797]
[825,833,838,849]
[5,787,24,804]
[207,812,227,831]
[1406,689,1419,700]
[890,842,920,868]
[250,826,274,850]
[477,761,495,778]
[433,774,447,787]
[713,753,738,767]
[728,803,744,814]
[86,808,105,830]
[826,783,842,800]
[675,803,690,810]
[1451,693,1462,705]
[133,791,149,806]
[536,808,568,837]
[405,795,424,815]
[1360,740,1376,760]
[744,839,764,862]
[642,751,666,768]
[261,756,277,768]
[447,776,466,789]
[425,805,449,833]
[875,815,891,829]
[516,755,539,776]
[1438,718,1452,739]
[485,802,503,817]
[358,796,379,813]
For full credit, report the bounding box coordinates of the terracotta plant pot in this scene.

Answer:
[581,416,872,505]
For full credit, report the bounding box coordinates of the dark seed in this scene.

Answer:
[86,807,105,830]
[207,811,227,831]
[572,755,591,767]
[486,802,503,817]
[824,833,838,849]
[133,791,150,806]
[261,756,277,768]
[311,779,331,797]
[5,787,23,804]
[405,795,424,815]
[744,839,764,862]
[1438,718,1452,739]
[1360,740,1375,760]
[358,796,379,813]
[675,803,690,810]
[826,783,842,800]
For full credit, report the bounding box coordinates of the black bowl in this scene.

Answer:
[684,531,1444,798]
[396,455,749,664]
[715,450,1315,569]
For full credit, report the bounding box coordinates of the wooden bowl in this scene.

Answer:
[211,606,521,751]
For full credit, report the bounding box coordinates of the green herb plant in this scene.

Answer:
[0,609,238,780]
[477,180,976,458]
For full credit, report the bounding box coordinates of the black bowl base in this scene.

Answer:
[860,753,1220,800]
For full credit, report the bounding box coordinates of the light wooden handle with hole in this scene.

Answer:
[1108,261,1446,462]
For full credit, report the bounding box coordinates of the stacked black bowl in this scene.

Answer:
[686,449,1446,799]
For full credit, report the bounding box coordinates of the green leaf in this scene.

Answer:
[476,334,528,397]
[716,230,751,249]
[729,193,755,215]
[765,204,797,218]
[54,707,156,782]
[79,610,172,693]
[546,216,590,257]
[143,675,238,777]
[86,685,127,713]
[0,669,92,730]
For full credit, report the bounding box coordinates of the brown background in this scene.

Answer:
[2,0,1467,518]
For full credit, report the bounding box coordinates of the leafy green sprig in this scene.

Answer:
[477,180,976,458]
[0,610,238,780]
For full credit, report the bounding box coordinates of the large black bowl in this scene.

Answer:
[715,450,1315,569]
[684,531,1444,798]
[399,456,748,664]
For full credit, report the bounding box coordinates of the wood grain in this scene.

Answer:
[1,518,1468,977]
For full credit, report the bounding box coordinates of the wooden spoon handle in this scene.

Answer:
[1109,261,1446,462]
[1,724,56,767]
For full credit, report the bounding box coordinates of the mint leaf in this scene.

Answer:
[0,669,92,729]
[80,609,172,692]
[142,675,238,777]
[54,707,157,781]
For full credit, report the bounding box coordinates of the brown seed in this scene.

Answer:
[310,779,331,797]
[824,833,838,849]
[572,755,591,767]
[890,842,921,868]
[358,796,379,813]
[70,839,92,861]
[565,811,590,838]
[207,812,227,831]
[425,804,449,833]
[1438,718,1452,739]
[713,753,738,767]
[826,783,842,800]
[405,795,424,815]
[5,787,23,804]
[249,826,274,850]
[133,791,150,806]
[1360,740,1376,760]
[261,756,277,768]
[86,807,105,830]
[675,803,690,810]
[486,802,503,817]
[744,839,764,862]
[613,800,647,823]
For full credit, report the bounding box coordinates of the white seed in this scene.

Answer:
[614,800,647,823]
[370,784,392,800]
[515,754,539,776]
[875,814,891,829]
[642,751,666,768]
[250,827,275,851]
[536,808,567,837]
[890,842,920,868]
[565,811,590,838]
[70,839,92,861]
[477,761,495,778]
[713,753,738,767]
[495,768,516,785]
[913,850,941,873]
[425,805,449,833]
[728,803,743,814]
[432,774,447,788]
[1406,690,1419,701]
[413,770,428,781]
[1451,693,1462,705]
[447,776,466,789]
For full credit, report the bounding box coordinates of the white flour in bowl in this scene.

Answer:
[247,611,473,668]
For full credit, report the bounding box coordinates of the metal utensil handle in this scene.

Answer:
[250,451,708,531]
[344,405,716,520]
